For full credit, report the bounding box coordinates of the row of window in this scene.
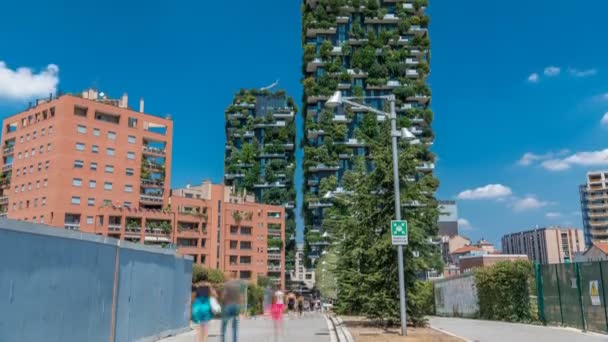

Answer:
[15,161,49,177]
[76,124,137,144]
[14,179,48,193]
[73,159,135,176]
[75,142,136,159]
[11,125,54,142]
[12,197,46,210]
[16,144,52,160]
[70,196,132,207]
[19,215,46,224]
[71,178,133,192]
[229,241,253,249]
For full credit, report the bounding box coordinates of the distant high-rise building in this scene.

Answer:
[223,88,297,271]
[580,171,608,246]
[302,0,434,263]
[438,200,458,237]
[501,227,584,264]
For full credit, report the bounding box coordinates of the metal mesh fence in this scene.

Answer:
[537,261,608,333]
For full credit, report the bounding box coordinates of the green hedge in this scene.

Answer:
[474,260,533,322]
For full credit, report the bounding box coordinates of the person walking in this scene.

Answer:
[191,283,216,342]
[296,293,304,318]
[271,287,285,342]
[286,292,297,317]
[221,280,245,342]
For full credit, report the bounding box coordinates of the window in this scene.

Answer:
[72,178,82,187]
[15,169,20,177]
[40,215,44,224]
[92,145,99,153]
[127,152,135,160]
[240,256,251,264]
[31,148,35,157]
[41,128,45,136]
[18,201,22,209]
[34,198,38,207]
[33,131,37,139]
[14,186,17,193]
[124,201,132,208]
[77,125,86,134]
[47,143,51,152]
[24,151,28,158]
[42,197,46,206]
[27,182,31,191]
[124,185,133,193]
[104,182,113,190]
[74,106,88,117]
[128,117,137,128]
[126,168,134,176]
[76,143,85,151]
[26,134,30,141]
[37,163,42,171]
[49,126,53,134]
[108,131,116,140]
[103,199,111,206]
[43,179,48,187]
[230,241,238,249]
[93,128,100,137]
[105,165,114,173]
[18,152,21,160]
[39,145,43,153]
[44,161,49,170]
[241,226,252,235]
[90,162,97,171]
[19,136,23,143]
[20,184,24,192]
[89,180,96,188]
[240,241,252,250]
[106,148,115,156]
[128,135,136,144]
[74,160,84,168]
[36,180,40,189]
[71,196,80,205]
[29,165,33,173]
[12,203,15,210]
[88,198,95,206]
[230,226,239,234]
[86,216,94,225]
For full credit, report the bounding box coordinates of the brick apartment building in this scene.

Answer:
[0,89,285,287]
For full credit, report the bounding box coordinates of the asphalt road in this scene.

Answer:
[429,317,607,342]
[160,312,331,342]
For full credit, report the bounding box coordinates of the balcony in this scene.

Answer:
[403,2,415,11]
[268,253,281,260]
[306,58,325,73]
[409,25,428,35]
[3,146,14,155]
[589,221,608,227]
[141,179,164,188]
[254,182,286,189]
[364,14,399,24]
[108,223,122,232]
[308,164,340,173]
[410,49,424,56]
[268,265,282,272]
[410,127,424,135]
[307,129,325,139]
[308,202,333,209]
[416,163,435,172]
[0,178,10,188]
[411,117,425,124]
[406,69,420,78]
[64,223,80,231]
[143,146,166,157]
[344,138,366,147]
[273,110,295,120]
[225,173,245,180]
[284,202,295,210]
[1,164,12,172]
[139,194,164,204]
[283,143,294,151]
[268,228,282,237]
[390,36,410,45]
[338,82,351,90]
[307,179,319,186]
[257,152,286,159]
[226,112,244,119]
[307,108,318,117]
[333,115,350,123]
[305,27,336,38]
[307,95,329,104]
[407,94,430,104]
[405,58,419,66]
[0,196,8,205]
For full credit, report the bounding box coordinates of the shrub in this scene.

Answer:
[192,265,226,285]
[474,260,533,322]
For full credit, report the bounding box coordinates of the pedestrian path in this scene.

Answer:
[429,316,607,342]
[159,312,331,342]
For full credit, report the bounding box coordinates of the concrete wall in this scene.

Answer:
[434,274,479,318]
[0,219,192,342]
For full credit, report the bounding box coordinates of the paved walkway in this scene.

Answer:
[429,317,607,342]
[160,313,331,342]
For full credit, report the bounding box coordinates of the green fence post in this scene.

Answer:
[535,262,546,324]
[575,263,587,331]
[555,264,564,325]
[599,262,608,333]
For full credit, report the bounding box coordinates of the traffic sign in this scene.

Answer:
[391,220,408,245]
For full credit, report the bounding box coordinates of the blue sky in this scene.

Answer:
[1,0,608,247]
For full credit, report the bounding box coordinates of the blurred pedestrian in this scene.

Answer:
[286,292,296,317]
[192,283,216,342]
[271,287,285,342]
[263,286,274,317]
[296,293,304,317]
[221,280,245,342]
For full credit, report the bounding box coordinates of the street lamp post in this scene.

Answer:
[326,91,416,336]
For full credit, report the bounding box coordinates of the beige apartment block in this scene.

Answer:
[501,227,584,264]
[580,171,608,246]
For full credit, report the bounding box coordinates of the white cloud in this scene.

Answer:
[541,149,608,171]
[544,66,561,76]
[527,73,539,83]
[569,68,597,78]
[0,61,59,101]
[545,212,562,219]
[601,113,608,126]
[513,196,550,212]
[457,184,513,200]
[517,150,569,166]
[458,218,473,231]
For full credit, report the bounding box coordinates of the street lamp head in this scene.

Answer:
[326,91,343,108]
[401,128,415,140]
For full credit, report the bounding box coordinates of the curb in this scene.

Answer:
[428,325,472,342]
[325,314,355,342]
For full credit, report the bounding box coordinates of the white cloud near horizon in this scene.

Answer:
[540,149,608,171]
[517,150,569,166]
[527,73,539,83]
[0,61,59,100]
[545,212,562,219]
[544,66,561,76]
[513,196,551,212]
[569,68,597,78]
[458,218,473,231]
[457,184,513,200]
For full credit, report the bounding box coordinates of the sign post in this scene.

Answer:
[391,220,408,246]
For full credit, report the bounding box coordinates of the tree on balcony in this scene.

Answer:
[232,211,243,225]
